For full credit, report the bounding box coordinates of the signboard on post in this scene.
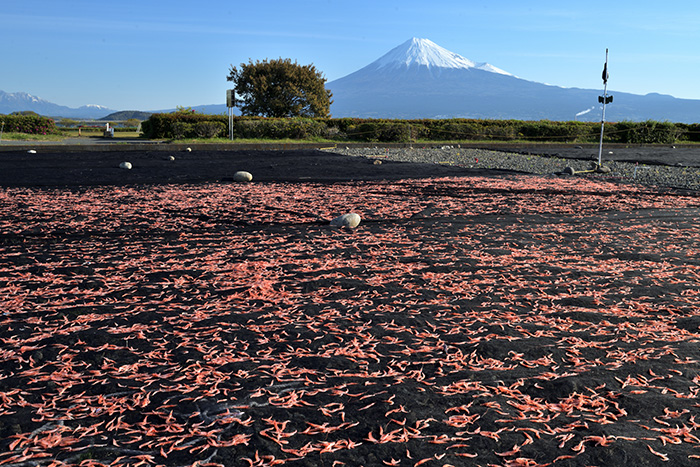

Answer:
[226,89,235,140]
[226,89,235,108]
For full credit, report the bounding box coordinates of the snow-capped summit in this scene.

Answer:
[1,91,51,105]
[373,37,511,76]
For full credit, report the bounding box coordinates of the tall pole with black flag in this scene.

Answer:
[597,49,613,166]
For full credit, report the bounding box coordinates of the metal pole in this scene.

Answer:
[0,121,4,142]
[597,49,610,167]
[229,107,233,140]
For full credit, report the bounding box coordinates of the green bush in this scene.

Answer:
[140,114,167,138]
[678,123,700,142]
[346,121,412,142]
[612,120,682,144]
[326,118,366,134]
[233,119,267,139]
[0,114,57,135]
[515,120,598,142]
[232,117,328,139]
[436,121,480,140]
[167,121,226,139]
[194,121,226,138]
[141,112,228,139]
[170,122,193,139]
[269,118,327,139]
[379,122,412,142]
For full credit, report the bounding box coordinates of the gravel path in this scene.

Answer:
[325,146,700,191]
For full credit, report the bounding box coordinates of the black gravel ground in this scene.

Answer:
[325,145,700,191]
[0,144,699,189]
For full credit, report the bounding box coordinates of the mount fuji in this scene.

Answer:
[328,38,700,122]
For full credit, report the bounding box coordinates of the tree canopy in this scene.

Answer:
[227,58,333,118]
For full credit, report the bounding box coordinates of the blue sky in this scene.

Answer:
[2,0,699,111]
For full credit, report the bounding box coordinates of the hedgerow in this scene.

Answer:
[140,113,700,144]
[613,120,683,144]
[346,122,412,142]
[0,114,57,135]
[140,112,228,139]
[168,121,227,139]
[678,123,700,143]
[234,118,327,139]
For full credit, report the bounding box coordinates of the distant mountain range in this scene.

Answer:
[0,91,117,119]
[0,91,228,120]
[4,38,700,122]
[327,38,700,122]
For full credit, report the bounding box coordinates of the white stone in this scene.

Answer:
[233,171,253,182]
[119,162,133,170]
[330,213,361,229]
[27,149,37,154]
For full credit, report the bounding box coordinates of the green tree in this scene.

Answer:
[227,58,333,118]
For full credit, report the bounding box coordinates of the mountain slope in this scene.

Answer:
[99,111,153,121]
[328,38,700,122]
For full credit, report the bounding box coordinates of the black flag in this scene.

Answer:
[602,48,609,84]
[602,62,608,84]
